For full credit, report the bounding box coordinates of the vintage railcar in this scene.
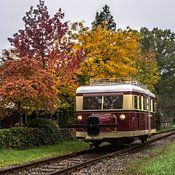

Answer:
[73,78,156,147]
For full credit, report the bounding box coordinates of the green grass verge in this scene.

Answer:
[142,142,175,175]
[0,140,89,168]
[157,124,175,133]
[122,141,175,175]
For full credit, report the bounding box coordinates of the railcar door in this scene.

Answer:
[133,95,139,136]
[133,112,139,136]
[148,96,152,135]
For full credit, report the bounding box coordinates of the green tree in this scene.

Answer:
[92,4,116,30]
[140,27,175,119]
[135,50,160,91]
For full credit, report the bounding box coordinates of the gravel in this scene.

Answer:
[72,134,175,175]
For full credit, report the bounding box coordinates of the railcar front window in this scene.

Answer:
[103,95,123,109]
[83,96,102,110]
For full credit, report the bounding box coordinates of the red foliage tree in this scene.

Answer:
[6,0,84,111]
[8,0,69,67]
[0,57,57,117]
[47,49,83,109]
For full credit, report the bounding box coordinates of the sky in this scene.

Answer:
[0,0,175,52]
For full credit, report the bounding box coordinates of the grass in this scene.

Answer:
[121,140,175,175]
[0,125,175,170]
[0,140,89,168]
[157,124,175,133]
[142,142,175,175]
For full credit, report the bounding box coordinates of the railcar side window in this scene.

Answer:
[143,96,147,110]
[103,95,123,109]
[153,100,156,112]
[139,96,142,110]
[149,99,151,111]
[134,96,138,109]
[83,96,102,110]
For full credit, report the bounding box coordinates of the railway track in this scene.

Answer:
[0,129,175,175]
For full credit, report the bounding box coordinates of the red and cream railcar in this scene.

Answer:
[73,79,156,147]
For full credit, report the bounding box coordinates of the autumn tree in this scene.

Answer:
[92,4,116,30]
[140,27,175,118]
[7,0,68,67]
[48,50,82,108]
[72,24,160,92]
[76,26,139,83]
[0,57,57,119]
[6,0,83,112]
[135,50,160,91]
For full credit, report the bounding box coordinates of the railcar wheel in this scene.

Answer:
[140,135,148,143]
[123,138,134,145]
[90,141,101,148]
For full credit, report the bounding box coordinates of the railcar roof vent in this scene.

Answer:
[90,77,147,89]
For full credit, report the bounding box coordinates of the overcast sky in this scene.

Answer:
[1,0,175,52]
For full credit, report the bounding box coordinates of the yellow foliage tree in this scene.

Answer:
[72,24,160,90]
[76,25,140,82]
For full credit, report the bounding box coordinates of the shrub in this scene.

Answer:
[0,127,41,149]
[27,118,57,130]
[27,118,61,145]
[0,127,74,149]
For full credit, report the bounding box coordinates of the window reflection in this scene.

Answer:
[103,95,123,109]
[83,96,102,110]
[83,95,123,110]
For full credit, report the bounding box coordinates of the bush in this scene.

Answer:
[0,127,41,149]
[27,118,61,145]
[28,118,57,130]
[0,127,74,149]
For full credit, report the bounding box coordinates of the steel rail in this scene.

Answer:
[0,148,98,174]
[0,143,119,175]
[48,129,175,175]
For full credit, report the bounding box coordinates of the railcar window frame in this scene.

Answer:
[80,93,155,111]
[82,94,123,110]
[150,99,153,112]
[133,95,142,110]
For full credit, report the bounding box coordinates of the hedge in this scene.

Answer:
[0,127,74,149]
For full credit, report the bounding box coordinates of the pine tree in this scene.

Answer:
[92,5,116,30]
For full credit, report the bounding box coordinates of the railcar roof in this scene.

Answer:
[76,84,155,98]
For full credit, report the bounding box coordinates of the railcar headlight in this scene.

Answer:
[119,114,126,120]
[77,115,83,121]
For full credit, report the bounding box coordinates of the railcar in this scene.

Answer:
[73,78,156,147]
